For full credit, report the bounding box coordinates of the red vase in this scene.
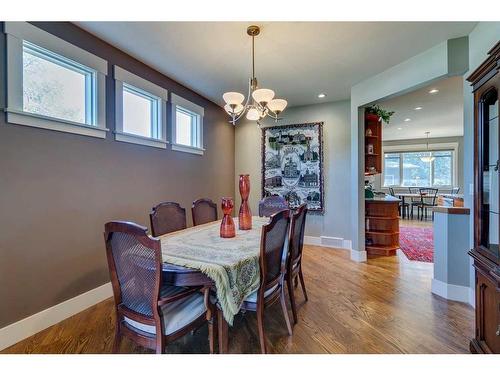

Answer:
[238,174,252,230]
[220,197,236,238]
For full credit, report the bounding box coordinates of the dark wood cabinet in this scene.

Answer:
[364,112,382,175]
[467,41,500,354]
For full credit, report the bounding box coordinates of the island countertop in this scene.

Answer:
[365,194,401,203]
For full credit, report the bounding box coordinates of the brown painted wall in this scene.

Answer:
[0,22,235,328]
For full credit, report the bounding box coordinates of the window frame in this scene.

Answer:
[382,142,458,189]
[171,93,205,155]
[4,22,108,139]
[114,65,168,149]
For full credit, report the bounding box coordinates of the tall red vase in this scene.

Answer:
[220,197,236,238]
[238,174,252,230]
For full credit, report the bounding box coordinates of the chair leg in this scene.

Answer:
[294,275,299,288]
[298,267,308,301]
[280,286,293,336]
[256,305,267,354]
[287,275,298,324]
[112,329,121,354]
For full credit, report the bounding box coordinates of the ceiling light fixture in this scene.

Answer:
[404,118,411,122]
[397,127,402,130]
[318,93,327,98]
[429,89,439,94]
[420,132,435,162]
[222,25,287,125]
[414,106,423,110]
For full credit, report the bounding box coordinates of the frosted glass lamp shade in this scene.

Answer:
[420,156,435,162]
[246,107,260,121]
[224,103,244,115]
[252,88,275,105]
[223,92,245,105]
[267,99,288,113]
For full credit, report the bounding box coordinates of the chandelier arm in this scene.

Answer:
[232,80,253,123]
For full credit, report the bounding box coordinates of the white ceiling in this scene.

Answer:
[377,76,464,141]
[76,22,476,107]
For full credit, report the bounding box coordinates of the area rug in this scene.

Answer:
[399,226,433,263]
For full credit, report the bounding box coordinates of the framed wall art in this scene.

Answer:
[261,122,324,213]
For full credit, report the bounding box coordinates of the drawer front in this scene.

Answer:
[476,271,500,353]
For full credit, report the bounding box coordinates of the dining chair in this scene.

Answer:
[241,209,292,353]
[286,203,308,325]
[418,188,439,220]
[408,187,421,219]
[104,221,215,354]
[452,187,460,194]
[389,187,408,218]
[258,195,289,217]
[150,202,187,237]
[192,198,218,226]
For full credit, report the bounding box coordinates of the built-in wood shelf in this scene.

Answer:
[365,197,400,257]
[364,112,382,174]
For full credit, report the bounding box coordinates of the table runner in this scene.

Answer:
[160,216,269,325]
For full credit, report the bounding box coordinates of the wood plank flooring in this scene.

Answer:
[1,245,474,354]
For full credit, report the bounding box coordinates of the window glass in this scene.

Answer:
[175,107,199,147]
[402,152,431,186]
[23,42,93,124]
[383,153,400,186]
[123,85,157,138]
[433,151,452,186]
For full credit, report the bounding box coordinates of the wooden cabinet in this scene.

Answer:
[467,41,500,354]
[365,196,400,256]
[365,112,382,175]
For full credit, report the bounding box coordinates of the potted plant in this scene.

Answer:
[365,105,395,124]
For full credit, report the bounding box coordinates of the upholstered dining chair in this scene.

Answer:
[240,209,293,353]
[286,203,308,325]
[104,221,215,354]
[258,195,289,217]
[150,202,187,237]
[192,198,218,226]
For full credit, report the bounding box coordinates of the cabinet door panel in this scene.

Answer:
[476,272,500,352]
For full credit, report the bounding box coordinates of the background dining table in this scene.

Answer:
[159,215,270,353]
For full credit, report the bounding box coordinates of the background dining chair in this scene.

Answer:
[389,187,408,218]
[104,221,214,354]
[452,187,460,194]
[418,188,439,220]
[240,209,292,353]
[150,202,187,237]
[192,198,218,226]
[286,204,308,325]
[408,187,421,219]
[258,195,289,217]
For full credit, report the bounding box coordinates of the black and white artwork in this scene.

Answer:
[261,122,324,212]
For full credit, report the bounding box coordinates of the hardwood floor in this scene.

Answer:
[1,245,474,354]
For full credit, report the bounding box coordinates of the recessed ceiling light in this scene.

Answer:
[414,106,423,110]
[404,118,411,122]
[429,89,439,94]
[397,127,402,130]
[318,93,327,98]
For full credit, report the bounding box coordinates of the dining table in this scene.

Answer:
[158,215,270,353]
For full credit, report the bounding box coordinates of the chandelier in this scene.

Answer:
[223,25,287,125]
[420,132,435,162]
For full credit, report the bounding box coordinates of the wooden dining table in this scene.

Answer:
[158,215,270,353]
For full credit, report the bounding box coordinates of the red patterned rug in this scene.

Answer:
[399,226,434,263]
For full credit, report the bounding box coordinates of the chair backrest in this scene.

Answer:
[452,187,460,194]
[259,209,290,295]
[288,204,308,270]
[419,188,439,205]
[104,221,162,326]
[408,187,420,202]
[388,187,395,196]
[150,202,187,237]
[259,195,289,217]
[192,198,218,226]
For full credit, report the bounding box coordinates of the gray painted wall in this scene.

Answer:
[234,100,351,241]
[372,136,465,193]
[0,22,235,328]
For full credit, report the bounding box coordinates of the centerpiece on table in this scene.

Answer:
[220,197,236,238]
[238,174,252,230]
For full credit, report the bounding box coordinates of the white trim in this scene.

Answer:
[115,131,168,149]
[304,235,322,246]
[431,278,470,303]
[171,93,204,116]
[5,109,108,139]
[171,143,205,155]
[350,249,368,262]
[304,235,352,251]
[114,66,168,100]
[4,22,107,74]
[0,282,112,351]
[468,286,475,308]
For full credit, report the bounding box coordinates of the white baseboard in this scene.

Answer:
[0,282,112,351]
[350,249,367,262]
[431,278,470,303]
[304,235,352,251]
[468,286,475,308]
